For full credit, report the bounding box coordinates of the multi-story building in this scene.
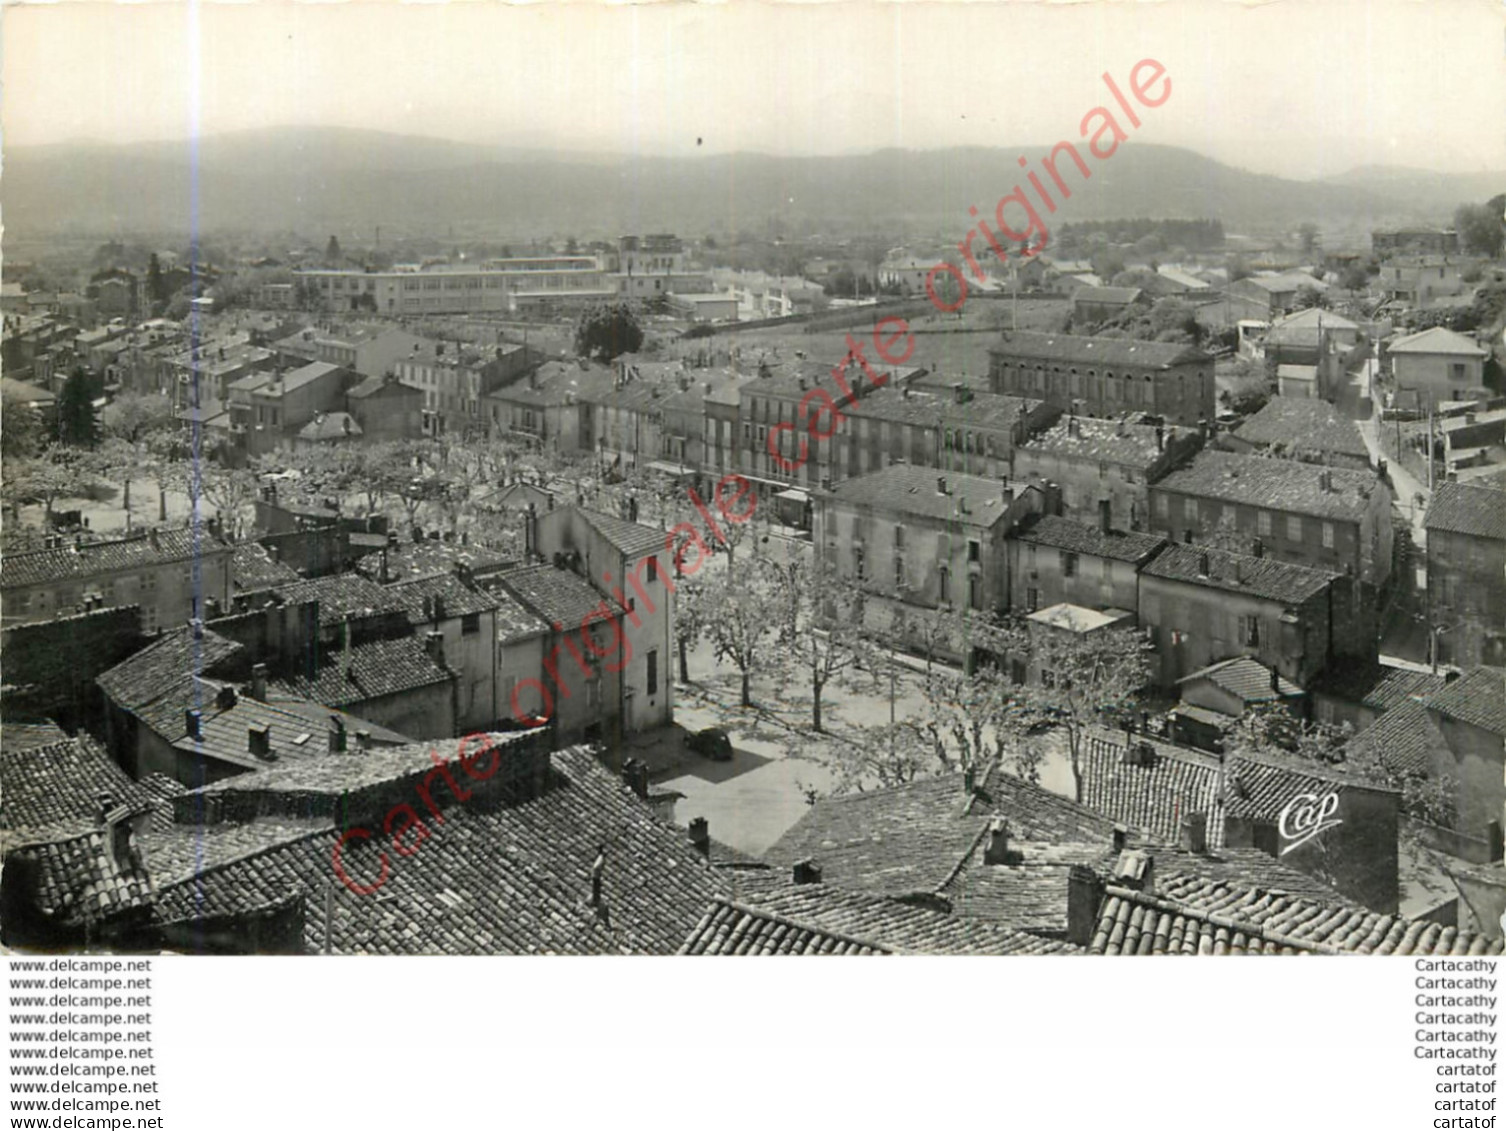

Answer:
[1379,256,1474,305]
[310,325,430,379]
[1227,396,1372,471]
[529,506,675,736]
[1227,273,1325,318]
[1372,227,1460,259]
[1385,326,1491,409]
[1,528,233,633]
[1148,451,1393,588]
[1424,481,1506,668]
[1138,543,1366,689]
[1012,414,1202,532]
[294,259,616,316]
[1006,512,1166,615]
[482,359,616,453]
[987,331,1215,427]
[227,361,351,458]
[393,339,541,437]
[813,465,1045,655]
[345,372,425,443]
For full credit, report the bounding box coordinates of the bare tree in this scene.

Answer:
[699,557,780,708]
[771,551,872,733]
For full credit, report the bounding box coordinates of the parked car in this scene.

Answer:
[686,726,733,761]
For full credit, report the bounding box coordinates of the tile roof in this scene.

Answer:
[577,507,670,559]
[146,746,729,954]
[168,692,407,772]
[492,588,552,643]
[824,463,1023,527]
[1425,481,1506,541]
[1011,514,1167,564]
[297,412,363,441]
[989,331,1209,370]
[356,538,518,584]
[1154,451,1383,522]
[7,827,155,926]
[269,574,407,625]
[941,839,1114,934]
[1,735,153,838]
[232,542,300,593]
[1018,414,1173,467]
[385,572,501,624]
[97,626,245,715]
[1089,872,1502,955]
[0,720,69,753]
[499,563,621,630]
[1344,698,1447,777]
[679,886,1079,956]
[1178,657,1304,703]
[1426,667,1506,736]
[272,360,345,393]
[273,634,454,707]
[1141,543,1338,603]
[850,386,1043,433]
[2,528,231,590]
[1223,748,1392,822]
[1388,326,1489,357]
[1233,397,1370,460]
[347,374,423,399]
[1311,661,1447,712]
[1078,730,1224,845]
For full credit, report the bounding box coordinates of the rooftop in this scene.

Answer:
[823,464,1025,528]
[2,528,231,590]
[1425,480,1506,541]
[1073,285,1144,304]
[1019,414,1177,467]
[1009,514,1167,565]
[1142,543,1338,604]
[499,563,622,630]
[273,633,455,707]
[990,331,1210,370]
[1233,396,1370,461]
[1,735,153,840]
[576,507,671,560]
[1178,656,1304,703]
[1154,450,1382,522]
[1426,666,1506,736]
[1387,326,1489,357]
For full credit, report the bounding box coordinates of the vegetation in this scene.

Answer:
[574,302,645,362]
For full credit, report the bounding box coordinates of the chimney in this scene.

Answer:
[622,758,649,800]
[983,817,1013,865]
[328,717,347,754]
[1178,812,1209,855]
[1068,417,1081,439]
[355,730,371,752]
[1113,849,1156,896]
[591,844,606,908]
[185,709,202,740]
[688,817,710,857]
[1098,498,1112,535]
[248,723,272,759]
[792,859,823,885]
[1197,551,1211,577]
[1066,865,1105,946]
[1112,824,1129,852]
[936,476,949,496]
[249,663,268,701]
[96,792,114,827]
[1252,537,1264,558]
[1270,666,1281,692]
[952,381,966,405]
[1155,422,1166,452]
[432,594,446,622]
[215,685,238,710]
[1319,468,1332,493]
[424,631,446,668]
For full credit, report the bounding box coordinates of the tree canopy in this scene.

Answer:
[574,303,645,362]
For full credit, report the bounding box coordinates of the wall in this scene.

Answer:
[1008,542,1141,615]
[1,606,144,728]
[1429,529,1506,668]
[1393,353,1488,408]
[1432,715,1506,853]
[988,353,1215,427]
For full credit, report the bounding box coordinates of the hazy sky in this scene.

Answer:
[5,0,1505,179]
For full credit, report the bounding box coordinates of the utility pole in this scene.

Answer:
[1427,400,1435,494]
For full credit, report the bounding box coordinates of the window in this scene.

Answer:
[1062,552,1079,578]
[1258,511,1273,537]
[1183,497,1198,521]
[1026,587,1039,612]
[461,613,480,636]
[968,540,981,563]
[1239,615,1260,646]
[969,573,982,610]
[1170,630,1189,646]
[895,525,906,550]
[939,567,950,605]
[647,556,659,583]
[1286,515,1302,541]
[1322,522,1335,549]
[854,547,866,580]
[646,649,659,696]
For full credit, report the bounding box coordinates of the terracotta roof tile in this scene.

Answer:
[1142,543,1338,603]
[825,464,1025,527]
[1154,451,1384,522]
[1011,514,1167,564]
[990,331,1209,370]
[1233,397,1370,460]
[1425,481,1506,541]
[1426,667,1506,735]
[2,528,231,590]
[1,735,153,838]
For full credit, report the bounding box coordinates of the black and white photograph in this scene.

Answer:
[2,0,1504,963]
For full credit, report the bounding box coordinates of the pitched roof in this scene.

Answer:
[1425,481,1506,541]
[680,886,1079,956]
[1141,543,1338,603]
[1233,397,1370,460]
[2,528,231,589]
[824,464,1023,528]
[1153,451,1383,522]
[1311,661,1447,712]
[1010,514,1167,564]
[273,634,454,707]
[97,626,245,714]
[270,574,406,625]
[1427,667,1506,736]
[1178,656,1304,703]
[990,331,1209,370]
[576,507,669,559]
[1089,872,1501,955]
[146,745,729,954]
[168,692,408,771]
[1017,414,1174,468]
[1078,730,1224,845]
[1387,326,1489,357]
[1344,698,1447,777]
[347,374,423,399]
[1223,748,1392,823]
[1,735,153,839]
[385,572,501,624]
[231,541,300,593]
[499,563,620,630]
[0,720,69,753]
[6,827,155,926]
